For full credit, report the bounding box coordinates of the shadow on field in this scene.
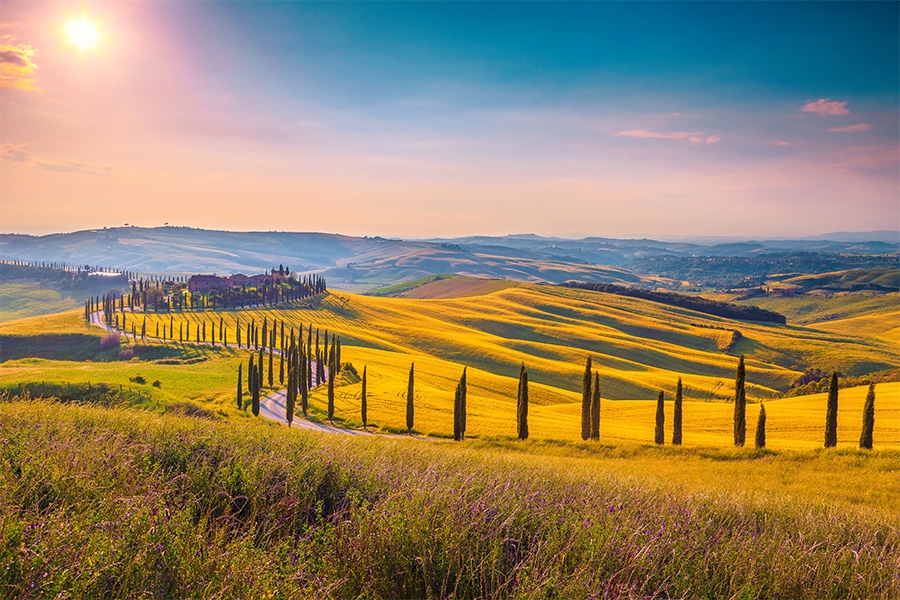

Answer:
[0,334,105,363]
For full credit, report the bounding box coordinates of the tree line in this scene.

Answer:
[242,350,882,451]
[561,281,787,324]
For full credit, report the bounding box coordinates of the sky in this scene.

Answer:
[1,1,898,238]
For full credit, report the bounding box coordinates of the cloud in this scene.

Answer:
[0,143,32,162]
[1,143,112,175]
[614,130,720,143]
[35,161,112,176]
[0,41,37,90]
[801,99,849,116]
[827,123,870,133]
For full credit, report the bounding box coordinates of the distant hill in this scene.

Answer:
[2,227,896,292]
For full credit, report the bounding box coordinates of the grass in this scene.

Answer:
[2,283,897,448]
[1,399,897,599]
[0,282,83,323]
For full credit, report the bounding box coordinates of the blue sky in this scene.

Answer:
[1,1,898,236]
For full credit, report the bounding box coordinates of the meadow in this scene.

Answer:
[1,279,899,598]
[2,283,897,447]
[1,399,898,599]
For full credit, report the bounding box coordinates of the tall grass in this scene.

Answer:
[1,398,897,599]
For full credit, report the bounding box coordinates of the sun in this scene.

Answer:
[67,18,99,48]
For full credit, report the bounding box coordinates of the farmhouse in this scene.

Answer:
[187,275,233,293]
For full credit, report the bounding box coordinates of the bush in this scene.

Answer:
[118,347,134,361]
[129,375,146,385]
[99,333,121,351]
[152,380,161,388]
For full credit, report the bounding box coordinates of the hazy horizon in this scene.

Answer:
[2,2,898,238]
[2,224,898,246]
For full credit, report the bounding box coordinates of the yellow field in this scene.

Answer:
[39,282,889,449]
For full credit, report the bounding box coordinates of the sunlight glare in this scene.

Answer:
[67,19,99,48]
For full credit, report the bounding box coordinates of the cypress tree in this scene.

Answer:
[517,364,529,440]
[825,372,839,448]
[859,383,875,450]
[327,351,336,424]
[286,350,295,427]
[247,355,255,409]
[460,366,467,440]
[300,344,308,416]
[672,377,683,445]
[453,367,467,441]
[268,344,274,387]
[581,356,592,441]
[590,372,600,440]
[654,390,665,445]
[279,349,285,385]
[361,365,368,429]
[755,403,767,449]
[258,348,264,390]
[734,355,747,447]
[261,318,268,351]
[453,384,462,441]
[406,362,415,434]
[251,368,260,416]
[237,363,243,409]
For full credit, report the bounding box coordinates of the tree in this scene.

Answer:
[247,355,255,411]
[755,403,766,449]
[825,372,839,448]
[268,344,274,387]
[361,365,368,429]
[236,363,243,409]
[581,356,592,441]
[406,362,415,434]
[672,377,683,445]
[517,364,529,440]
[285,348,295,427]
[251,367,260,417]
[453,367,467,441]
[460,366,467,439]
[279,350,285,385]
[859,383,875,450]
[734,356,747,447]
[654,390,665,445]
[300,344,308,417]
[590,372,600,439]
[327,351,336,424]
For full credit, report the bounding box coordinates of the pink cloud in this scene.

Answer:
[615,130,720,143]
[0,142,32,162]
[827,123,870,133]
[34,160,112,176]
[801,99,849,116]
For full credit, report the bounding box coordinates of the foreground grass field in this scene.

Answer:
[1,400,897,599]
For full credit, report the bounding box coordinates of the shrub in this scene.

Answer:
[152,380,161,388]
[129,375,146,385]
[118,347,134,361]
[99,333,121,351]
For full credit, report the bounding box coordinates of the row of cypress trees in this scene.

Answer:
[732,359,878,449]
[238,344,881,449]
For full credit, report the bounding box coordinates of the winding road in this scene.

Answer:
[90,310,365,435]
